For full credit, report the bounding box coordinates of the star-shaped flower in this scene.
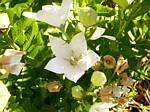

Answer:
[0,49,25,75]
[23,0,72,27]
[45,32,100,82]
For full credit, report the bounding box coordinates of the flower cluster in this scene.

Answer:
[0,0,146,111]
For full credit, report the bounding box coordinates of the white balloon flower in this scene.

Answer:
[23,0,72,27]
[0,49,25,75]
[45,32,100,83]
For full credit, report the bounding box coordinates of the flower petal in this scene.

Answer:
[113,86,123,98]
[64,60,88,82]
[0,13,10,29]
[37,10,63,27]
[89,102,117,112]
[0,81,11,112]
[44,57,71,74]
[42,5,59,12]
[65,71,85,83]
[49,37,71,59]
[70,32,87,57]
[101,35,116,40]
[86,50,100,69]
[45,57,87,83]
[22,12,39,20]
[90,27,105,40]
[4,49,25,64]
[60,0,73,13]
[3,63,25,75]
[23,0,72,27]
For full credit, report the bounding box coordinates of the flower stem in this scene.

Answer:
[116,1,141,40]
[4,28,20,50]
[58,25,70,41]
[108,71,116,83]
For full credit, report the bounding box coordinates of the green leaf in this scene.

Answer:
[96,4,115,17]
[11,18,33,46]
[133,0,150,18]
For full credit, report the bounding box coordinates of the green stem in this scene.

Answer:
[58,25,70,41]
[116,1,141,40]
[108,71,116,83]
[4,28,20,50]
[81,100,89,111]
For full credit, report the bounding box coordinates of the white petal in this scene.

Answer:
[45,57,87,83]
[64,61,87,82]
[0,81,11,112]
[99,102,117,109]
[49,37,71,59]
[23,0,72,27]
[101,35,116,41]
[86,50,100,69]
[70,32,87,57]
[59,0,73,25]
[122,86,130,95]
[60,0,73,12]
[128,0,134,4]
[89,102,117,112]
[3,63,25,75]
[63,58,88,82]
[44,57,71,74]
[65,71,85,83]
[37,10,62,27]
[113,86,123,98]
[90,27,105,40]
[0,13,10,29]
[4,49,25,64]
[22,12,39,20]
[42,5,59,12]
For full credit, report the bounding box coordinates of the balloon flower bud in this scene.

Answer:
[91,71,107,87]
[72,85,83,99]
[47,81,63,92]
[78,7,97,27]
[103,55,116,69]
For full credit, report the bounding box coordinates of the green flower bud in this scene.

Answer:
[113,0,134,9]
[71,85,83,99]
[78,7,97,27]
[91,71,107,86]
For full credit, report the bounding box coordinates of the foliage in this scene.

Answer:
[0,0,150,112]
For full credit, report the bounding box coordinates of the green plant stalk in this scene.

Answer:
[59,25,70,41]
[116,1,141,40]
[5,28,20,50]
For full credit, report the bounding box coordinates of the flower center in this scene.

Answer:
[70,55,83,66]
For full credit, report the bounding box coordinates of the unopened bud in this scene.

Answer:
[72,85,83,99]
[78,7,97,27]
[92,61,101,71]
[47,81,63,92]
[103,55,116,69]
[91,71,107,86]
